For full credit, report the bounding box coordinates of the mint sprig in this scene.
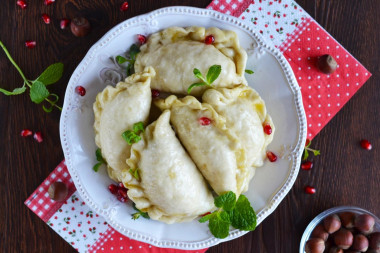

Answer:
[199,191,257,239]
[245,69,254,74]
[132,203,149,220]
[116,44,140,77]
[128,168,140,181]
[122,122,144,145]
[0,41,63,112]
[187,65,221,94]
[93,148,106,172]
[303,139,321,160]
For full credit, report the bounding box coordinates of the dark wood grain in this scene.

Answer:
[0,1,379,252]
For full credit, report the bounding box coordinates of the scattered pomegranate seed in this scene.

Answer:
[108,184,118,194]
[305,186,316,194]
[16,0,27,9]
[33,132,43,143]
[21,129,33,137]
[360,139,372,150]
[117,195,127,203]
[25,40,36,49]
[199,117,212,126]
[109,183,129,202]
[205,35,215,45]
[75,86,86,96]
[42,13,51,24]
[118,182,125,189]
[44,0,55,5]
[263,123,272,135]
[60,19,70,29]
[137,34,147,44]
[305,138,311,146]
[151,89,160,98]
[120,2,129,11]
[301,161,313,170]
[266,151,277,162]
[117,188,128,199]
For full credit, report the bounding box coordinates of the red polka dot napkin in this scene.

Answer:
[25,0,371,252]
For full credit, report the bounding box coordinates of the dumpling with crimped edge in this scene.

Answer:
[202,85,275,193]
[134,26,248,96]
[93,67,155,182]
[122,110,215,224]
[155,95,248,196]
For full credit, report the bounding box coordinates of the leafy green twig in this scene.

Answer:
[116,44,140,77]
[199,191,257,239]
[93,148,106,172]
[122,122,145,145]
[187,65,221,94]
[132,203,149,220]
[0,41,63,112]
[303,139,321,160]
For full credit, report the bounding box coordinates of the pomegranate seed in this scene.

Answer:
[266,151,277,162]
[33,132,43,143]
[205,35,215,45]
[118,182,125,189]
[117,195,127,203]
[16,0,27,9]
[301,161,313,170]
[305,186,316,194]
[199,117,212,126]
[108,184,118,194]
[60,19,70,29]
[75,86,86,96]
[305,139,311,146]
[44,0,55,5]
[21,129,33,137]
[360,139,372,150]
[120,2,129,11]
[25,40,36,49]
[263,123,272,135]
[117,188,128,199]
[137,34,147,44]
[151,89,160,98]
[42,14,51,24]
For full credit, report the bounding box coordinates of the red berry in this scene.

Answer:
[151,89,160,98]
[16,0,27,9]
[118,182,125,189]
[205,35,215,45]
[60,19,70,29]
[108,184,118,194]
[360,139,372,150]
[305,186,316,194]
[21,129,33,137]
[33,132,43,143]
[199,117,212,126]
[117,188,128,199]
[266,151,277,162]
[25,40,36,49]
[75,86,86,96]
[263,123,272,135]
[44,0,55,5]
[301,161,313,170]
[120,2,129,11]
[137,34,147,44]
[42,14,51,24]
[117,195,127,203]
[305,138,311,146]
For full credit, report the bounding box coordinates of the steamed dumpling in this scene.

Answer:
[135,26,247,96]
[155,95,247,196]
[123,110,214,223]
[93,67,155,182]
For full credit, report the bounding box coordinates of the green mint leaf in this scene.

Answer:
[193,68,206,83]
[129,44,140,60]
[129,168,140,181]
[245,69,254,74]
[93,162,102,172]
[133,122,144,135]
[214,191,236,211]
[187,82,207,94]
[122,130,141,145]
[35,62,64,85]
[30,81,50,104]
[199,213,215,223]
[303,149,309,161]
[42,104,53,113]
[229,195,256,231]
[0,86,26,95]
[206,65,221,84]
[132,203,149,219]
[209,211,230,239]
[95,148,106,163]
[116,55,128,64]
[132,213,141,220]
[313,149,321,156]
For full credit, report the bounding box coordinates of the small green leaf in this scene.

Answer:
[206,65,221,84]
[245,69,254,74]
[30,81,50,104]
[0,86,26,95]
[133,122,144,135]
[187,82,208,94]
[93,162,102,172]
[312,149,321,156]
[129,168,140,181]
[229,195,256,231]
[303,149,309,161]
[129,44,140,60]
[199,213,215,223]
[132,203,149,219]
[35,62,64,85]
[193,68,206,82]
[116,55,128,64]
[122,130,141,145]
[95,148,106,163]
[214,191,236,211]
[209,211,231,239]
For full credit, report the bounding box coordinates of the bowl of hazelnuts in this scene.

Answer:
[300,206,380,253]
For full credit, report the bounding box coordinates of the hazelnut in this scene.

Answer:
[339,212,356,228]
[311,224,329,241]
[333,228,353,249]
[48,181,68,201]
[344,251,361,253]
[324,214,342,234]
[317,54,337,74]
[70,17,91,37]
[328,247,343,253]
[354,214,375,234]
[352,234,369,252]
[366,250,380,253]
[305,238,325,253]
[369,232,380,250]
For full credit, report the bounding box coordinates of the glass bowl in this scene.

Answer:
[299,206,380,253]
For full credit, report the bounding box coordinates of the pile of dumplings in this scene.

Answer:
[93,27,274,224]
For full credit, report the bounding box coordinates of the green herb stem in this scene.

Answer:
[45,97,62,111]
[0,41,30,85]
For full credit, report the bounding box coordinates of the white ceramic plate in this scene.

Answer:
[60,6,307,250]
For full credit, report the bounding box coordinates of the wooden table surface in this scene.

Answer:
[0,0,379,252]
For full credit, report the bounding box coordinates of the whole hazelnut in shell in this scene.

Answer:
[352,234,369,252]
[305,238,325,253]
[324,214,342,234]
[369,232,380,250]
[333,228,353,249]
[339,212,356,229]
[48,181,68,201]
[311,224,329,241]
[354,214,375,234]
